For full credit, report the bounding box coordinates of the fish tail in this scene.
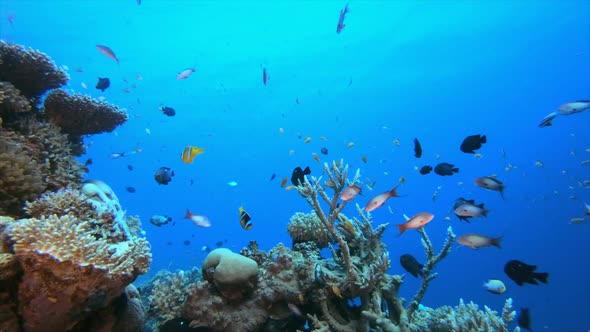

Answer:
[452,167,459,173]
[480,135,487,143]
[535,272,549,284]
[482,209,490,218]
[491,236,502,249]
[184,209,192,219]
[396,224,406,235]
[499,186,505,200]
[390,184,401,197]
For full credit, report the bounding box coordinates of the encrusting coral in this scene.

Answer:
[44,89,128,135]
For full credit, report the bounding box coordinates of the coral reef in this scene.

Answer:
[44,89,128,135]
[0,41,68,98]
[411,298,519,332]
[0,81,32,117]
[287,211,331,248]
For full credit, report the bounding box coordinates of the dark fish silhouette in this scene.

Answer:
[160,106,176,117]
[154,167,174,185]
[504,260,549,286]
[125,186,136,193]
[460,134,487,153]
[434,163,459,176]
[84,158,93,166]
[215,241,224,247]
[320,147,328,155]
[419,165,432,175]
[127,164,134,171]
[183,240,191,246]
[517,308,532,331]
[413,138,422,158]
[291,166,311,186]
[269,173,276,181]
[95,77,110,92]
[400,254,424,278]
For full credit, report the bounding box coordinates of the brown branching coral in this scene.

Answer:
[0,41,68,98]
[147,269,200,328]
[0,131,45,216]
[0,81,32,117]
[44,89,128,135]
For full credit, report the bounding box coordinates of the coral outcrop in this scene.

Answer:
[287,211,331,248]
[0,41,68,98]
[202,248,259,301]
[0,81,32,117]
[44,89,128,135]
[4,183,151,332]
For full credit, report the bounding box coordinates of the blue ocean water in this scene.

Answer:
[2,1,589,330]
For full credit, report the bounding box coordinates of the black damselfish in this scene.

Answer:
[460,134,487,153]
[400,254,424,278]
[504,260,549,286]
[291,166,311,186]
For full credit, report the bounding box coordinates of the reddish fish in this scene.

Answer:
[184,209,211,227]
[340,184,362,202]
[397,212,434,235]
[96,45,119,63]
[365,185,400,212]
[336,3,349,34]
[457,233,502,249]
[262,67,269,85]
[177,68,195,80]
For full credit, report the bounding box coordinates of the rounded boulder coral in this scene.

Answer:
[202,248,259,301]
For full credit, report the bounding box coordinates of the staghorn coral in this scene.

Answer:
[287,211,332,249]
[410,298,518,332]
[5,213,151,332]
[44,89,128,135]
[0,131,46,216]
[0,81,32,117]
[0,41,68,98]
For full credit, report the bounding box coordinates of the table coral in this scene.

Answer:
[0,41,68,98]
[44,89,128,135]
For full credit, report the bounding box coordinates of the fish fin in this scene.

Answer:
[390,184,401,197]
[452,167,459,173]
[535,272,549,284]
[491,236,502,248]
[396,224,406,235]
[499,185,505,200]
[539,112,557,127]
[184,209,192,219]
[303,166,311,175]
[482,209,489,217]
[480,135,487,143]
[403,214,410,221]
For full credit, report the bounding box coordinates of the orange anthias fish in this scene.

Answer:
[96,45,119,63]
[336,3,349,34]
[365,185,401,212]
[396,212,434,235]
[184,209,211,227]
[181,146,204,164]
[341,184,362,202]
[177,68,195,80]
[457,233,502,249]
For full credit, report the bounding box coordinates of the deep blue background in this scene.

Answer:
[2,1,589,330]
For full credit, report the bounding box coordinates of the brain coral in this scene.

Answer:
[287,211,331,249]
[202,248,259,301]
[0,41,68,98]
[44,89,128,135]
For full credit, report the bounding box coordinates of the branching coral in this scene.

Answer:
[0,131,46,216]
[43,89,128,135]
[146,269,200,328]
[410,298,518,332]
[0,81,32,117]
[0,42,68,98]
